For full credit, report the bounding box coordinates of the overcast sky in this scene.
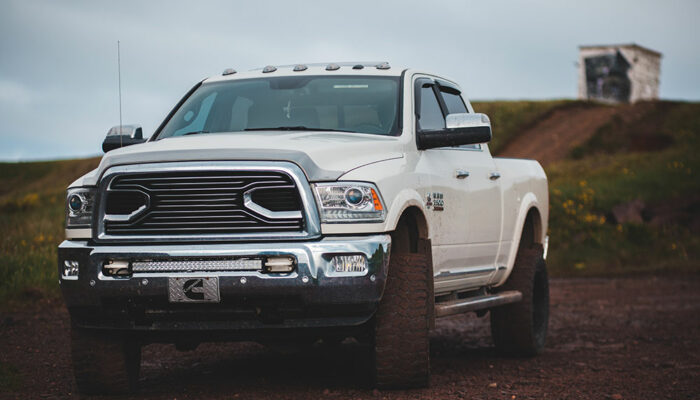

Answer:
[1,0,698,161]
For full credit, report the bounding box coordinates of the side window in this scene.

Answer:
[417,86,445,131]
[441,90,468,114]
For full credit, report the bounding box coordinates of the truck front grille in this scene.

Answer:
[102,170,304,236]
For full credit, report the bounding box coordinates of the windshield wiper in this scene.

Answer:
[244,126,355,133]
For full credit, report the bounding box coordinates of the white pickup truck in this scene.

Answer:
[59,62,549,394]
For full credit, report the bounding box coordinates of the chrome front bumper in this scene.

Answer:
[58,235,391,332]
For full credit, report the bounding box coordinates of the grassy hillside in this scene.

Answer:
[0,158,99,308]
[544,101,699,275]
[0,101,698,308]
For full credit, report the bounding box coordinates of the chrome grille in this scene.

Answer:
[103,170,304,236]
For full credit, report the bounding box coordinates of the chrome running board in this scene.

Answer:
[435,290,522,318]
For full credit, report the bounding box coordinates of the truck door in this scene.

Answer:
[414,79,469,275]
[414,77,503,294]
[437,85,503,277]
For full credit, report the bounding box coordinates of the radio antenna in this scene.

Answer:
[117,40,123,148]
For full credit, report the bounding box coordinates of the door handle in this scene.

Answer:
[455,169,470,179]
[489,172,501,180]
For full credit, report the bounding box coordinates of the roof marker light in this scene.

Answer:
[222,68,237,76]
[352,64,364,70]
[326,63,340,71]
[376,62,390,70]
[293,64,308,72]
[262,65,277,73]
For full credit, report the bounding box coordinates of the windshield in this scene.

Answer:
[156,75,401,139]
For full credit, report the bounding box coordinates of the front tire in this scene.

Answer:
[490,245,549,356]
[71,326,141,395]
[372,253,431,388]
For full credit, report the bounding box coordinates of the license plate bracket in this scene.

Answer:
[168,277,220,303]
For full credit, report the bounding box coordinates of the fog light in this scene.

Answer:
[331,255,367,274]
[103,260,130,276]
[264,256,295,273]
[63,260,79,280]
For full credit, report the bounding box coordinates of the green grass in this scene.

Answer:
[0,158,99,308]
[545,102,700,276]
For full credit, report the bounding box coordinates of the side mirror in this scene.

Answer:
[102,125,147,152]
[417,113,492,150]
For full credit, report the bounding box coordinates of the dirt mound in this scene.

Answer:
[497,104,618,165]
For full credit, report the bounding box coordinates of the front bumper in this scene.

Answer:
[58,235,390,335]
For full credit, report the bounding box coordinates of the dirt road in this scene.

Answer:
[2,276,699,399]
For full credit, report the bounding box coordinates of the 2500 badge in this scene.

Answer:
[426,192,444,211]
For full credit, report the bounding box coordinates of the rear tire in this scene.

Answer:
[372,253,431,388]
[490,245,549,356]
[71,326,141,395]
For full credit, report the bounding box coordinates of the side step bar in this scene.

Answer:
[435,290,522,318]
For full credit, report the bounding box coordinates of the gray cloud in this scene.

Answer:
[1,0,698,160]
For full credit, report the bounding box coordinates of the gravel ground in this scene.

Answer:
[1,276,699,399]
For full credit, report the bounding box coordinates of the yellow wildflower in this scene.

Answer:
[19,193,40,208]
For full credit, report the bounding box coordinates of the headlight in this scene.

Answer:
[313,182,386,223]
[66,188,96,228]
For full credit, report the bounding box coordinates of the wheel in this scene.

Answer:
[490,244,549,356]
[372,253,431,388]
[71,326,141,395]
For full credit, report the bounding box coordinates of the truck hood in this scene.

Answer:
[76,131,404,186]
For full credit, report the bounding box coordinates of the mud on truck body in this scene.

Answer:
[59,62,549,394]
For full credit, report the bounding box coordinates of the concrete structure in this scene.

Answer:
[578,44,661,103]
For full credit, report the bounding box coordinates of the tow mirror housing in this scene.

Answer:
[417,113,492,150]
[102,125,147,152]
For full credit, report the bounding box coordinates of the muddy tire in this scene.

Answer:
[372,253,431,388]
[71,326,141,395]
[490,245,549,356]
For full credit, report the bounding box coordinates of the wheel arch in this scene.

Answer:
[497,193,546,286]
[519,207,544,251]
[390,205,430,255]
